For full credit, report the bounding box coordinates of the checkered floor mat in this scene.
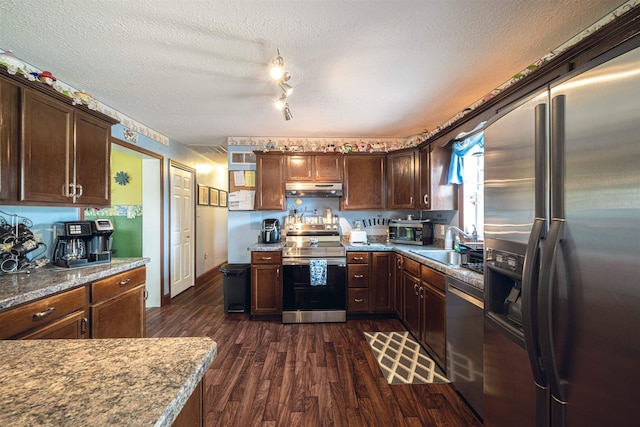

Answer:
[365,331,449,385]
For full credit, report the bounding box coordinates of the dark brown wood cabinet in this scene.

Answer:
[0,77,19,202]
[401,257,422,338]
[251,251,282,315]
[393,254,403,314]
[370,251,393,312]
[20,88,113,206]
[342,154,386,210]
[173,380,203,427]
[255,153,285,210]
[347,251,370,313]
[285,154,342,182]
[0,286,88,340]
[418,144,457,210]
[90,266,146,338]
[387,149,417,209]
[421,265,446,367]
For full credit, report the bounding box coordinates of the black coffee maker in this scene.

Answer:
[53,221,93,267]
[261,219,280,244]
[89,219,114,263]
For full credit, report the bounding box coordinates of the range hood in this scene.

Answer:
[285,182,343,198]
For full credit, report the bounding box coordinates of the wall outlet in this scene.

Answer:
[438,225,446,235]
[204,252,208,260]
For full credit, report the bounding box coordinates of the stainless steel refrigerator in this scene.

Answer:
[482,38,640,427]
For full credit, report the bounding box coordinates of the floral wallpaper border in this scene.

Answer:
[85,205,143,220]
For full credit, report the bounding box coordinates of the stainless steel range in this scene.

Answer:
[282,224,347,323]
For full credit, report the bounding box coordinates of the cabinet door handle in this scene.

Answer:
[424,194,428,205]
[33,306,56,319]
[144,290,149,300]
[81,317,88,335]
[76,184,83,197]
[410,196,413,205]
[276,268,280,277]
[119,278,132,285]
[354,298,364,303]
[354,274,364,278]
[64,183,75,197]
[413,283,419,296]
[419,286,424,299]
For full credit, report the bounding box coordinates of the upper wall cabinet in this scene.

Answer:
[285,154,342,182]
[387,149,417,209]
[418,143,457,210]
[343,154,386,210]
[0,71,117,207]
[255,153,285,210]
[0,78,19,202]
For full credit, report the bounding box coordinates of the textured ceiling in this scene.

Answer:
[0,0,627,159]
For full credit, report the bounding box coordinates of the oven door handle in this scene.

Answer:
[283,258,346,266]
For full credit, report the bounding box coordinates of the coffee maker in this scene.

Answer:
[53,221,93,267]
[261,219,281,244]
[89,219,114,263]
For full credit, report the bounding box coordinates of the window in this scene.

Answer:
[462,149,484,241]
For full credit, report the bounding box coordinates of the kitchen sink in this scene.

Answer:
[410,249,461,266]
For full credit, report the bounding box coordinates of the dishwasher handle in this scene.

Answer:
[447,284,484,309]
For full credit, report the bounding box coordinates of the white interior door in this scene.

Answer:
[170,164,194,297]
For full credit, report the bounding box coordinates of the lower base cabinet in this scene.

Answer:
[21,311,88,339]
[173,380,203,427]
[251,251,282,316]
[90,266,147,338]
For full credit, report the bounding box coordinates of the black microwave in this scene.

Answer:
[388,220,434,245]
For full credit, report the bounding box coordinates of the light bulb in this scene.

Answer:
[275,95,287,110]
[270,65,284,80]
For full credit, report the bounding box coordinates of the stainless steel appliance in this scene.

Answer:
[483,41,640,427]
[89,219,114,263]
[260,218,281,244]
[282,223,346,323]
[284,182,343,198]
[446,276,484,419]
[388,219,434,245]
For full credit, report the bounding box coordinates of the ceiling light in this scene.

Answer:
[283,103,293,121]
[279,82,293,96]
[275,94,287,110]
[270,50,285,80]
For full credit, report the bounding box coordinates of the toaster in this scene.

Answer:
[349,230,367,244]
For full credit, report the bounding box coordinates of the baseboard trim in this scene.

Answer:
[196,261,226,287]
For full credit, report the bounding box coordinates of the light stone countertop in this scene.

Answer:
[248,241,483,290]
[0,257,150,311]
[0,337,217,427]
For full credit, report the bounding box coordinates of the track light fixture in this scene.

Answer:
[270,49,294,120]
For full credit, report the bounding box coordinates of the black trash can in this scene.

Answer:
[220,263,251,313]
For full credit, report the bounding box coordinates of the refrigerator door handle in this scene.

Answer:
[539,218,567,407]
[522,218,548,406]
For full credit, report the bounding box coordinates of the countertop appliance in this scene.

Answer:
[482,41,640,427]
[53,220,112,268]
[89,219,114,263]
[260,218,280,244]
[388,219,434,245]
[446,276,484,419]
[348,229,367,245]
[282,224,346,323]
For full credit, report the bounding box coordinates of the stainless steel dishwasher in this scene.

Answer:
[446,276,484,419]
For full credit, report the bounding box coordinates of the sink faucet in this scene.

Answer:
[445,225,477,249]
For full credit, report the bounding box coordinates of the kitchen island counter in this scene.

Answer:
[0,337,217,426]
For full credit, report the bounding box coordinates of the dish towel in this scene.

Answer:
[310,258,327,286]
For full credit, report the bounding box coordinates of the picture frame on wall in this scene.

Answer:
[219,190,228,207]
[197,184,209,206]
[209,187,219,206]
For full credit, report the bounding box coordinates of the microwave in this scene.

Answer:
[388,220,434,245]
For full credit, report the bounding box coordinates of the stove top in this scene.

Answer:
[284,225,344,258]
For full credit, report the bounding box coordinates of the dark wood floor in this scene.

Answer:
[146,274,482,427]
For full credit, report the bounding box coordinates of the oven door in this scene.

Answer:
[282,257,347,323]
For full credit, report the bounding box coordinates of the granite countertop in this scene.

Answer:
[0,257,150,311]
[0,337,217,427]
[247,241,483,289]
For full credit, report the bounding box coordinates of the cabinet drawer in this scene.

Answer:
[0,286,87,339]
[91,266,146,303]
[348,288,370,312]
[347,252,369,264]
[421,265,446,292]
[251,251,282,265]
[348,264,369,287]
[403,257,421,278]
